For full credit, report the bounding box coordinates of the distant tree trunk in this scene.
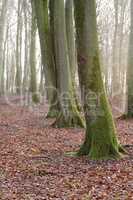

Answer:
[6,26,9,93]
[29,0,39,103]
[103,16,110,93]
[10,53,16,94]
[127,0,133,117]
[34,0,59,117]
[53,0,84,128]
[0,0,8,95]
[23,1,29,93]
[0,25,7,94]
[74,0,125,159]
[119,0,127,92]
[111,0,120,96]
[39,62,44,94]
[15,0,22,94]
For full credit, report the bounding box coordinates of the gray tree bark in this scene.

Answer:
[29,0,39,103]
[53,0,84,128]
[0,0,8,95]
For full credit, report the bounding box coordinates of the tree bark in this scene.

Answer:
[111,0,120,96]
[29,0,39,103]
[15,0,23,94]
[74,0,125,159]
[33,0,59,117]
[53,0,84,128]
[0,0,8,95]
[23,1,30,93]
[65,0,81,111]
[127,0,133,117]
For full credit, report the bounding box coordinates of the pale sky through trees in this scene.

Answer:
[0,0,130,94]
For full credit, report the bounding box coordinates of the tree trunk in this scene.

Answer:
[65,0,81,111]
[23,1,29,93]
[53,0,84,128]
[74,0,125,159]
[29,0,39,103]
[15,0,22,94]
[127,0,133,117]
[0,25,7,94]
[33,0,59,117]
[0,0,8,95]
[111,0,120,96]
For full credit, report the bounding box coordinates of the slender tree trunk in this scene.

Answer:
[119,0,127,92]
[34,0,59,117]
[0,0,8,95]
[111,0,120,96]
[65,0,81,111]
[0,25,7,94]
[15,0,22,94]
[23,1,29,93]
[53,0,84,128]
[6,26,9,93]
[29,0,39,103]
[10,53,16,94]
[74,0,125,159]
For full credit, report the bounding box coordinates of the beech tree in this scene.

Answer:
[127,0,133,117]
[74,0,125,159]
[0,0,8,95]
[111,0,119,95]
[29,0,39,103]
[23,1,30,93]
[34,0,84,127]
[65,0,81,111]
[53,0,84,128]
[33,0,59,117]
[15,0,23,94]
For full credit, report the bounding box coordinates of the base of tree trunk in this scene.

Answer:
[65,144,128,160]
[52,110,85,128]
[32,94,40,104]
[76,141,127,160]
[46,108,59,118]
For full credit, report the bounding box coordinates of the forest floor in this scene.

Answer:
[0,96,132,200]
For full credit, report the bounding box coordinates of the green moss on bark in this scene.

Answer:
[53,99,85,128]
[74,0,125,160]
[32,93,40,104]
[47,104,59,118]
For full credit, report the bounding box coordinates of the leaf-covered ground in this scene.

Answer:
[0,97,132,200]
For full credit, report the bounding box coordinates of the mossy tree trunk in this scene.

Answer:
[53,0,84,128]
[47,0,60,118]
[33,0,59,117]
[74,0,125,160]
[30,0,39,103]
[127,0,133,117]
